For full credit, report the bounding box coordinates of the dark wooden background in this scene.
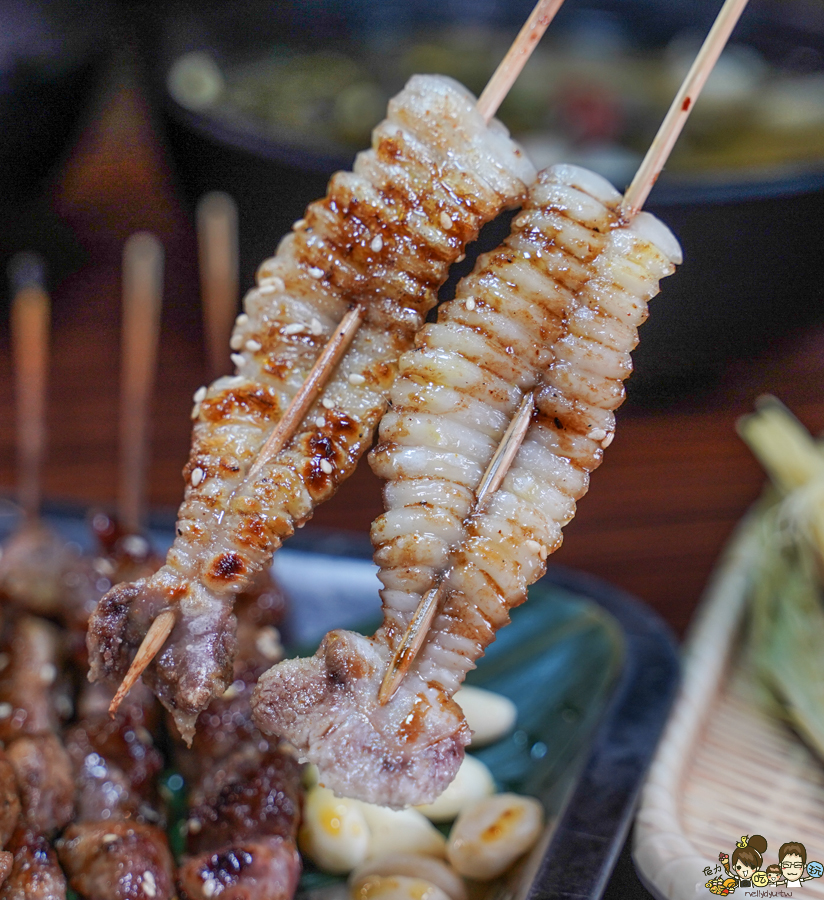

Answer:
[1,51,823,648]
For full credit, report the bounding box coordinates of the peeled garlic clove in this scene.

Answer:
[351,875,451,900]
[350,854,467,900]
[357,802,446,858]
[446,793,544,881]
[415,754,495,823]
[299,785,370,874]
[453,685,517,747]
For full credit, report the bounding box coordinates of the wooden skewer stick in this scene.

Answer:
[198,192,239,379]
[378,392,535,704]
[9,254,50,521]
[110,0,564,708]
[109,608,175,716]
[473,393,536,508]
[477,0,565,123]
[380,0,752,703]
[247,304,367,481]
[621,0,750,218]
[119,233,164,535]
[108,234,164,717]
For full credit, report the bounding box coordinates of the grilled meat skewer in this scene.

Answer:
[253,165,681,807]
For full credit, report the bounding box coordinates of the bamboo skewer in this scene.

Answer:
[9,253,50,521]
[378,392,535,704]
[118,233,164,535]
[621,0,750,218]
[380,0,752,701]
[476,0,565,123]
[108,234,165,716]
[198,192,239,379]
[108,0,566,711]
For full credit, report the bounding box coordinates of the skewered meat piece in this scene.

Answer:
[0,616,74,833]
[56,686,176,900]
[0,574,74,898]
[0,826,67,900]
[87,74,535,743]
[176,578,300,900]
[61,705,164,824]
[56,523,176,900]
[175,572,287,778]
[177,747,302,900]
[252,164,682,807]
[0,523,100,630]
[56,822,173,900]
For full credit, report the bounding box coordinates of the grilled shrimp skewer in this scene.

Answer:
[253,165,680,806]
[88,74,535,742]
[252,0,748,807]
[87,0,570,737]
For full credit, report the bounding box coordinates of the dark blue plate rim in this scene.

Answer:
[526,565,680,900]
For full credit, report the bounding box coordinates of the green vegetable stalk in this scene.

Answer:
[737,395,824,760]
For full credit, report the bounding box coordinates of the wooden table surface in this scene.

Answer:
[1,54,823,641]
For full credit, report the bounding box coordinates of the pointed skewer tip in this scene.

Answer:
[108,609,176,716]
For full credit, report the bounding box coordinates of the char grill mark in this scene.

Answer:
[86,74,535,742]
[252,165,681,807]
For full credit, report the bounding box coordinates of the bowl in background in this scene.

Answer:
[149,0,824,402]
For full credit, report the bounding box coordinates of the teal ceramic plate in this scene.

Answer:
[295,575,626,899]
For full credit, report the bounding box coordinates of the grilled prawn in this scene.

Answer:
[87,74,534,742]
[252,164,682,807]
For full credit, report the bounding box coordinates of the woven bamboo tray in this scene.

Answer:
[633,513,824,899]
